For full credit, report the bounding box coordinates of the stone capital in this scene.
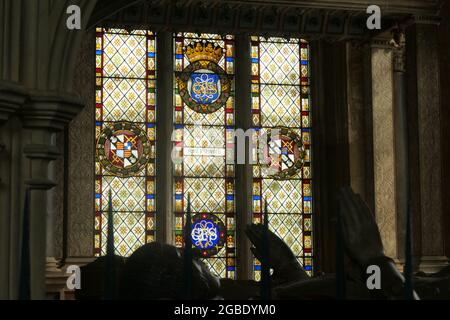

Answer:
[21,91,85,131]
[0,81,27,123]
[370,32,393,50]
[23,144,60,160]
[411,14,441,26]
[392,31,406,73]
[23,142,60,191]
[370,29,405,72]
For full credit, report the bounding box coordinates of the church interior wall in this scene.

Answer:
[0,0,449,300]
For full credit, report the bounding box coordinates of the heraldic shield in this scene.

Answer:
[176,40,232,114]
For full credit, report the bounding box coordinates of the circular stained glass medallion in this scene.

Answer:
[263,127,306,179]
[96,122,151,177]
[190,213,226,257]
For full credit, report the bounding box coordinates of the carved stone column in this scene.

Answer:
[0,82,27,299]
[392,32,409,267]
[21,92,83,299]
[406,16,449,273]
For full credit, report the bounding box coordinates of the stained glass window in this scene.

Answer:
[173,33,236,279]
[94,28,157,256]
[251,36,313,279]
[92,29,313,277]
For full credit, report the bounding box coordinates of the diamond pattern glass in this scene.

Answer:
[262,179,303,214]
[251,36,313,279]
[103,32,147,78]
[102,78,147,122]
[260,85,301,127]
[173,33,236,279]
[260,41,300,85]
[100,212,146,256]
[94,28,157,257]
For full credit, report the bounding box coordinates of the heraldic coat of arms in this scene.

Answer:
[96,122,151,177]
[176,40,232,114]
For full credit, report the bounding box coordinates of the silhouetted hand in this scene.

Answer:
[245,223,309,283]
[338,187,384,267]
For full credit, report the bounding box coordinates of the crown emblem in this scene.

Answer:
[184,41,224,64]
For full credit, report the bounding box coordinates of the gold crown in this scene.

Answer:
[184,41,224,64]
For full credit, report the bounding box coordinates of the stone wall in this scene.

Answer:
[67,30,96,257]
[439,0,450,260]
[370,45,398,259]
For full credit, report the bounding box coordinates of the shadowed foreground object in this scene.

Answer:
[405,200,414,299]
[19,189,31,300]
[119,243,220,300]
[104,190,116,299]
[336,198,346,299]
[183,194,193,299]
[73,187,450,300]
[75,191,125,300]
[75,256,125,300]
[260,199,271,300]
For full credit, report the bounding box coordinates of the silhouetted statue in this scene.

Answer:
[119,242,220,300]
[75,187,450,300]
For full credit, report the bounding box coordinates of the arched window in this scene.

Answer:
[93,30,312,279]
[173,33,236,279]
[94,28,157,256]
[250,37,313,278]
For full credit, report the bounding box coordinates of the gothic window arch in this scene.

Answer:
[173,33,236,278]
[93,29,313,280]
[250,37,313,278]
[94,28,157,256]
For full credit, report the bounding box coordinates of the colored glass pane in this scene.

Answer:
[173,32,236,279]
[251,36,313,279]
[94,28,157,256]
